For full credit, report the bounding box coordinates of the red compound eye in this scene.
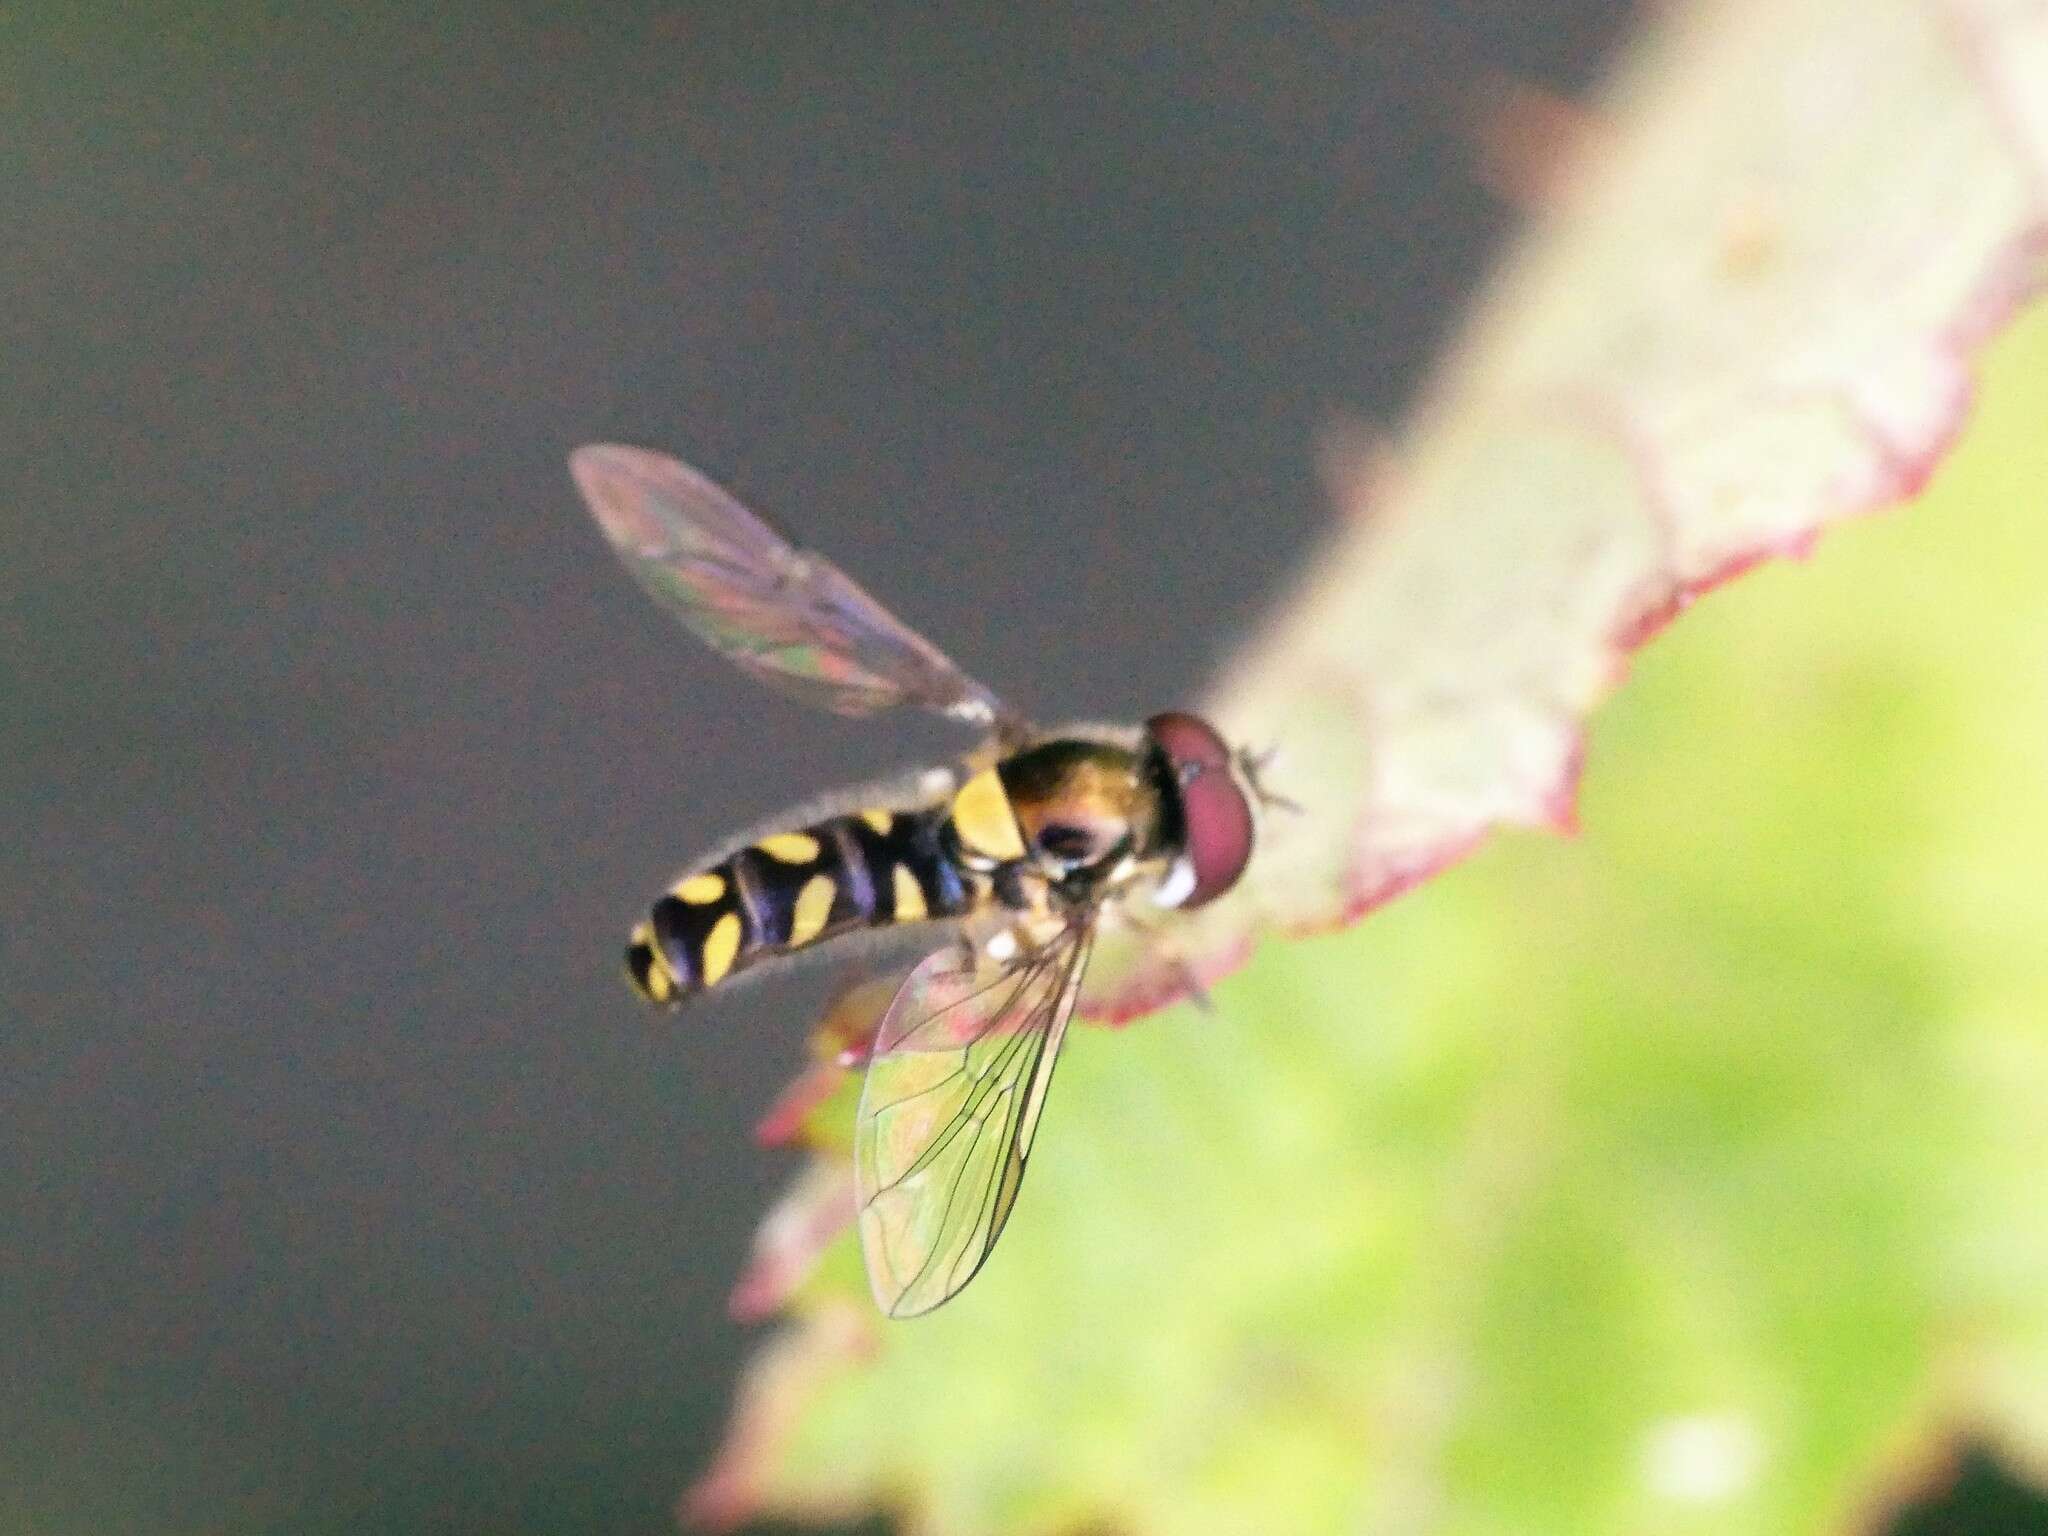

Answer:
[1145,711,1254,909]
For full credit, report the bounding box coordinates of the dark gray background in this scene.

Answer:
[4,5,1636,1532]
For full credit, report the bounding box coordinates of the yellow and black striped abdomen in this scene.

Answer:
[625,806,977,1006]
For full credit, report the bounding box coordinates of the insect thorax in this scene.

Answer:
[978,737,1174,898]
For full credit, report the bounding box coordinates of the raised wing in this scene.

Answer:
[571,443,1014,729]
[853,923,1095,1317]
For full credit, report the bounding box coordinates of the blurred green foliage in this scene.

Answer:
[728,303,2048,1534]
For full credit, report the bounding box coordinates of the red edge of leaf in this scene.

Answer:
[1080,233,2048,1028]
[682,1304,879,1531]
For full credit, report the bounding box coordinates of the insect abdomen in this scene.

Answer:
[626,807,973,1006]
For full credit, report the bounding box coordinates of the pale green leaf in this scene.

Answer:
[693,0,2048,1529]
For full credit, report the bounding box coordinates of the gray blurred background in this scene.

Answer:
[3,5,1638,1532]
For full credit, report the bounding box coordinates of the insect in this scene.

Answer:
[572,443,1261,1317]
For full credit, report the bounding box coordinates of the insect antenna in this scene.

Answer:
[1237,741,1304,817]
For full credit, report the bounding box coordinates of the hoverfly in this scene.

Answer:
[572,444,1260,1317]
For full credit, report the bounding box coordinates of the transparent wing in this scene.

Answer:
[570,443,1013,729]
[853,922,1095,1318]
